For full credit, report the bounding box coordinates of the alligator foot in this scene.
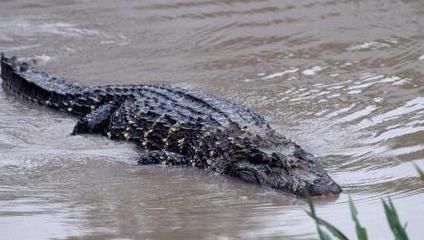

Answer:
[72,103,115,135]
[137,150,189,166]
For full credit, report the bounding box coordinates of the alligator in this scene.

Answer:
[0,54,342,197]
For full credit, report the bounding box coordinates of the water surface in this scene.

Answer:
[0,0,423,239]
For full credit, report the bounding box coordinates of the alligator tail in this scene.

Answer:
[0,53,90,116]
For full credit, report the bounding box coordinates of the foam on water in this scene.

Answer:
[302,66,323,76]
[347,41,391,51]
[261,68,298,80]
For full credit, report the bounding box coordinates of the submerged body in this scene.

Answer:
[0,54,341,197]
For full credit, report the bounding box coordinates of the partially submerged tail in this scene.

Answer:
[1,53,90,116]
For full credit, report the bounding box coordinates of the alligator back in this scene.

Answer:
[1,54,89,115]
[1,55,266,126]
[1,54,281,148]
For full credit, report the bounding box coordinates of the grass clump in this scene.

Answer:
[306,165,423,240]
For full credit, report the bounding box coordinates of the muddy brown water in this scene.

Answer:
[0,0,423,239]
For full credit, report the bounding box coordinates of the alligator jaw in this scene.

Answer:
[226,149,342,197]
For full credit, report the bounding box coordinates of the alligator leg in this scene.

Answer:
[137,150,189,166]
[72,103,115,135]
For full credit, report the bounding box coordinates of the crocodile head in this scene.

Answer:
[226,143,342,198]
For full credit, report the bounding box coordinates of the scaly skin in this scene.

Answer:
[0,54,342,197]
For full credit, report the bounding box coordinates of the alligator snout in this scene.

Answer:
[306,177,342,197]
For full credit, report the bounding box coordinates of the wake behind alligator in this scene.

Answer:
[0,54,341,197]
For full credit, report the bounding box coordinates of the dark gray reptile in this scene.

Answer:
[0,54,342,197]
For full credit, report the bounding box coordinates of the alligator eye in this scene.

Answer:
[270,160,282,168]
[249,151,267,164]
[270,152,285,167]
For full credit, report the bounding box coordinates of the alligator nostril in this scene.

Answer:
[308,180,342,196]
[329,182,342,194]
[313,178,322,184]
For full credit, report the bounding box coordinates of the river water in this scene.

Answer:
[0,0,423,239]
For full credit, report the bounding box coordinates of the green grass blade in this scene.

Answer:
[320,227,334,240]
[305,190,349,240]
[414,164,424,181]
[348,195,368,240]
[305,211,349,240]
[382,198,409,240]
[304,191,328,240]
